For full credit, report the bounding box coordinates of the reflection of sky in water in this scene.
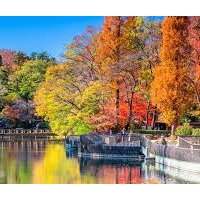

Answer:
[0,141,198,184]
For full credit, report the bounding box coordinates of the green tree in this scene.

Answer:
[10,60,51,100]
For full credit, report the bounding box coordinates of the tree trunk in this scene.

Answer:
[145,101,150,130]
[125,91,134,130]
[115,82,120,131]
[115,17,121,132]
[151,106,157,130]
[189,79,200,107]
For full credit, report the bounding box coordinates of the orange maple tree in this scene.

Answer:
[188,16,200,106]
[95,17,122,130]
[150,17,192,133]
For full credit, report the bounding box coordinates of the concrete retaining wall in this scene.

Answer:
[142,136,200,173]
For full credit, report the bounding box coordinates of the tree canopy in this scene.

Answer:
[150,17,193,133]
[2,16,200,135]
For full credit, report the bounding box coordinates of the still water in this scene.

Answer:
[0,141,198,184]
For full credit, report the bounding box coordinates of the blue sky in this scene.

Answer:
[0,17,103,59]
[0,16,163,59]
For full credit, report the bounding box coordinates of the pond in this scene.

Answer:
[0,141,199,184]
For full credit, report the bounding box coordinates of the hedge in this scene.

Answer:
[175,123,200,137]
[132,129,170,135]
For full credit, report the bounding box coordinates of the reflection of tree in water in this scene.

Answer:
[0,142,172,184]
[0,150,31,183]
[4,141,47,160]
[0,142,95,183]
[33,144,95,183]
[0,141,47,183]
[79,159,150,184]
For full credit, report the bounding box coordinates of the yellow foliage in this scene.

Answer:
[34,63,113,135]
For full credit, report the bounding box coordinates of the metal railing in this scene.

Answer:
[104,141,140,147]
[178,136,200,149]
[0,129,52,135]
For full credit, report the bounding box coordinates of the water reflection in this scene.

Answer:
[0,141,198,184]
[33,144,95,183]
[0,141,47,183]
[80,158,144,184]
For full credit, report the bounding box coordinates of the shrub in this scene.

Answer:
[192,128,200,136]
[175,123,192,136]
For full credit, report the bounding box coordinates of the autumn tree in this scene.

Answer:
[95,17,161,131]
[0,48,55,128]
[33,17,162,134]
[0,59,52,128]
[95,17,122,131]
[95,17,142,131]
[0,49,17,71]
[34,27,113,135]
[135,18,161,129]
[65,26,99,82]
[120,17,161,129]
[0,66,9,110]
[34,63,112,135]
[150,17,192,134]
[2,99,35,128]
[188,17,200,107]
